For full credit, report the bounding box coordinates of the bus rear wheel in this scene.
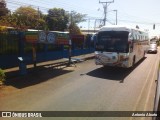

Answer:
[143,52,145,58]
[132,56,135,67]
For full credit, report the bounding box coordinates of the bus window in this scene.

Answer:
[97,31,129,53]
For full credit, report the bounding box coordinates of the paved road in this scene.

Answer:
[0,51,159,120]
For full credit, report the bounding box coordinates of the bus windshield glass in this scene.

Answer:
[96,31,129,53]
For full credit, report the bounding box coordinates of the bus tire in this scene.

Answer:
[132,56,135,67]
[143,52,145,58]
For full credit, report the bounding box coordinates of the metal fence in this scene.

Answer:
[0,30,95,69]
[0,30,19,56]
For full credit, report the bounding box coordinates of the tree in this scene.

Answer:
[46,8,69,31]
[0,0,9,17]
[0,15,14,26]
[69,23,81,35]
[69,11,86,24]
[68,11,86,35]
[13,6,45,29]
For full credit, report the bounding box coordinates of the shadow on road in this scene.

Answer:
[87,57,147,83]
[4,62,73,89]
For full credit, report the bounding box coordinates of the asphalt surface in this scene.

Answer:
[0,51,159,120]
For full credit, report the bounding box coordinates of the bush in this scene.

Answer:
[0,68,5,83]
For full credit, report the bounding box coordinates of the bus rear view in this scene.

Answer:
[95,26,149,68]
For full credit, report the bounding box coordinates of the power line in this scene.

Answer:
[7,0,101,17]
[7,0,160,28]
[99,0,114,26]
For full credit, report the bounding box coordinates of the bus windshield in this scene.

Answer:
[96,31,129,53]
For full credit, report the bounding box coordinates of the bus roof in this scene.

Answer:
[99,25,131,32]
[99,25,146,33]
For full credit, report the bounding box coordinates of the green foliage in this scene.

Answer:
[0,6,45,30]
[0,68,5,82]
[0,5,85,32]
[12,6,40,29]
[69,23,82,35]
[68,11,86,35]
[0,15,16,27]
[69,11,86,24]
[46,8,69,31]
[0,0,9,17]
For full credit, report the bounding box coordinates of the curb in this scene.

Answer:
[84,56,95,61]
[5,54,95,80]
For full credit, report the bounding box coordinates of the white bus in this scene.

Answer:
[95,26,149,68]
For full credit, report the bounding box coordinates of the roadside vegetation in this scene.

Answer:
[0,0,86,34]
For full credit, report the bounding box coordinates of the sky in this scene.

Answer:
[6,0,160,36]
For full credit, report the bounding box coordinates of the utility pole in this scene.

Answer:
[94,19,97,33]
[37,7,40,31]
[68,11,74,66]
[88,18,90,34]
[99,0,114,26]
[113,10,117,25]
[32,6,40,68]
[69,11,74,34]
[71,11,73,25]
